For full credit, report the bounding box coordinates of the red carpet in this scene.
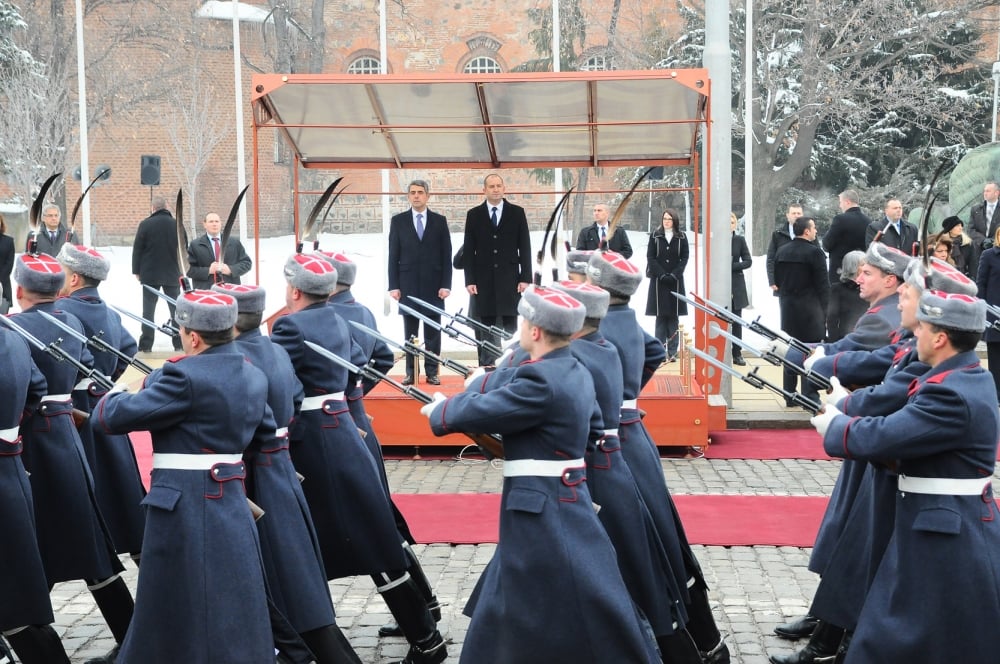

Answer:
[704,429,834,460]
[392,493,831,547]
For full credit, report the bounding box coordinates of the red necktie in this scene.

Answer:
[213,237,221,261]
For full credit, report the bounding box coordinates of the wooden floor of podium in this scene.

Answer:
[364,373,718,449]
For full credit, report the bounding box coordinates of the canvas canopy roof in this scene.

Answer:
[250,69,710,170]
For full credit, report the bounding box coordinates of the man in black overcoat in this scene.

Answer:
[823,189,870,283]
[463,173,531,366]
[774,217,830,405]
[864,199,917,254]
[388,179,453,384]
[131,196,182,351]
[575,202,632,257]
[967,181,999,249]
[186,212,252,289]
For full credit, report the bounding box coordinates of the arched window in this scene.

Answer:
[463,56,503,74]
[347,55,382,74]
[580,54,609,71]
[579,47,615,71]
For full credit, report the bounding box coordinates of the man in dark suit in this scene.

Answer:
[463,173,532,366]
[823,189,870,283]
[575,203,633,257]
[774,216,829,406]
[968,181,999,249]
[29,204,77,255]
[388,179,453,385]
[864,198,917,254]
[131,196,182,352]
[186,212,252,289]
[766,203,804,294]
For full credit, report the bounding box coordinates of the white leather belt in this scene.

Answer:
[503,458,585,478]
[602,428,619,436]
[40,394,71,403]
[300,392,346,411]
[621,399,637,410]
[275,426,288,438]
[73,379,92,391]
[0,426,19,443]
[153,453,243,470]
[898,474,992,496]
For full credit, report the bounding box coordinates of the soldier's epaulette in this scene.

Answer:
[165,354,187,363]
[868,305,883,314]
[925,371,951,385]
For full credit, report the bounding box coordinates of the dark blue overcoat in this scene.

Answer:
[236,329,336,634]
[271,303,406,578]
[96,344,274,664]
[823,351,1000,663]
[60,288,146,554]
[428,347,659,664]
[0,329,54,630]
[15,304,121,584]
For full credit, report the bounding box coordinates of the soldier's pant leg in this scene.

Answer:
[3,625,71,664]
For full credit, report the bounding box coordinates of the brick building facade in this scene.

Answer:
[7,0,678,246]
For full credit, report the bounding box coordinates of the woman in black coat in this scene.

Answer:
[645,208,688,360]
[825,249,867,342]
[0,213,13,313]
[730,213,752,364]
[977,227,1000,402]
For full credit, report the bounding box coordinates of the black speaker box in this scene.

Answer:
[140,155,161,186]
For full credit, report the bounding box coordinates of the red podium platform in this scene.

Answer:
[365,372,713,449]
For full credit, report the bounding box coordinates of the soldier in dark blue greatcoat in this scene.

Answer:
[11,253,134,664]
[587,250,730,663]
[551,279,702,663]
[423,285,660,664]
[810,289,1000,664]
[55,244,146,558]
[318,250,442,640]
[96,290,275,664]
[214,282,362,664]
[272,253,446,664]
[0,327,72,664]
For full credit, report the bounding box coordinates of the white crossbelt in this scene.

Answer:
[73,378,92,391]
[300,392,346,411]
[40,394,71,403]
[0,426,19,443]
[274,426,289,438]
[602,428,619,437]
[503,458,585,477]
[152,453,243,470]
[621,399,637,410]
[898,474,992,496]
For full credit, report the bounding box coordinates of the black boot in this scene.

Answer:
[88,575,134,644]
[834,631,851,664]
[379,543,441,637]
[300,624,363,664]
[84,644,119,664]
[376,573,447,664]
[768,620,844,664]
[774,614,819,640]
[4,625,71,664]
[656,629,704,664]
[732,349,746,366]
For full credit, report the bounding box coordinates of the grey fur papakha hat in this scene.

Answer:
[57,244,110,281]
[905,257,978,296]
[916,290,986,333]
[550,280,610,319]
[565,249,593,276]
[517,285,586,336]
[865,242,911,279]
[212,283,266,313]
[316,251,357,286]
[586,250,642,297]
[284,253,338,296]
[174,290,238,332]
[15,253,65,294]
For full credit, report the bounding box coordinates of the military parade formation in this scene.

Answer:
[2,168,1000,664]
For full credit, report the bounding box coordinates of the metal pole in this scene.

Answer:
[74,0,91,245]
[232,1,248,242]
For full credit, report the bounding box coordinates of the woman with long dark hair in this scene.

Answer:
[645,208,688,361]
[0,213,14,313]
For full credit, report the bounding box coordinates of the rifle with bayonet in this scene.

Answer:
[674,291,813,356]
[689,345,821,414]
[38,311,153,375]
[109,303,179,338]
[144,284,178,306]
[708,322,832,392]
[348,320,473,378]
[0,314,116,391]
[398,302,504,359]
[406,295,512,341]
[303,340,504,459]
